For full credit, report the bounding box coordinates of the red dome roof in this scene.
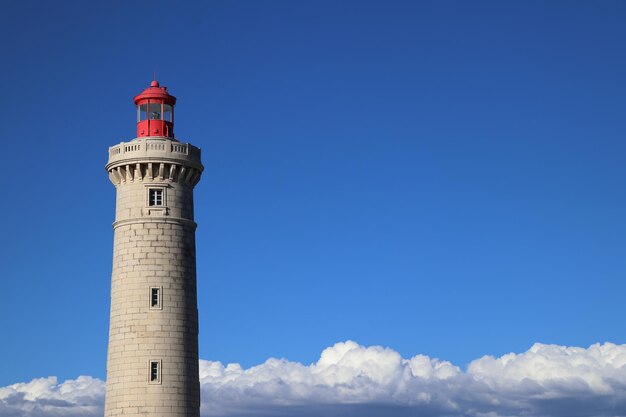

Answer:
[133,80,177,105]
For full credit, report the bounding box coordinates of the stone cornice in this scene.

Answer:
[112,217,197,230]
[107,138,203,187]
[107,161,202,187]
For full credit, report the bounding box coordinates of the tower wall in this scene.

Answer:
[105,137,203,417]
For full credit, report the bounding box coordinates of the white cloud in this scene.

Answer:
[0,376,103,417]
[2,341,626,417]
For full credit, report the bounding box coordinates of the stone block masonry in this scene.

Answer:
[105,136,202,417]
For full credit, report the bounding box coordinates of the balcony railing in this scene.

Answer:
[108,138,201,166]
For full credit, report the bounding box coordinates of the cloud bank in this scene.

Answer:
[2,341,626,417]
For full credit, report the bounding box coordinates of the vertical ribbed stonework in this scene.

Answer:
[105,137,203,417]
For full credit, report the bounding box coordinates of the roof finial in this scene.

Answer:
[150,70,159,88]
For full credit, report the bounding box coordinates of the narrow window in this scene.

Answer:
[150,287,161,309]
[149,360,161,383]
[149,189,163,206]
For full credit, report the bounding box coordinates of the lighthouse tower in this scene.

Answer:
[104,80,203,417]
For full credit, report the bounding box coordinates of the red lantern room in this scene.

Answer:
[134,80,176,138]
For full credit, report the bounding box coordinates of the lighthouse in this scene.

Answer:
[104,80,203,417]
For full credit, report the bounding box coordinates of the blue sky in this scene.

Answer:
[1,1,626,415]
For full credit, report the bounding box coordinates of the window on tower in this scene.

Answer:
[149,189,163,206]
[149,360,161,384]
[150,287,162,309]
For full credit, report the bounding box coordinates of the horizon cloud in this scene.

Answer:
[1,341,625,417]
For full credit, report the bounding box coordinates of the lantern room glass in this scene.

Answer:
[137,101,173,124]
[138,104,148,121]
[163,104,173,122]
[149,103,161,120]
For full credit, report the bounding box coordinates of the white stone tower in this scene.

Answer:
[104,80,203,417]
